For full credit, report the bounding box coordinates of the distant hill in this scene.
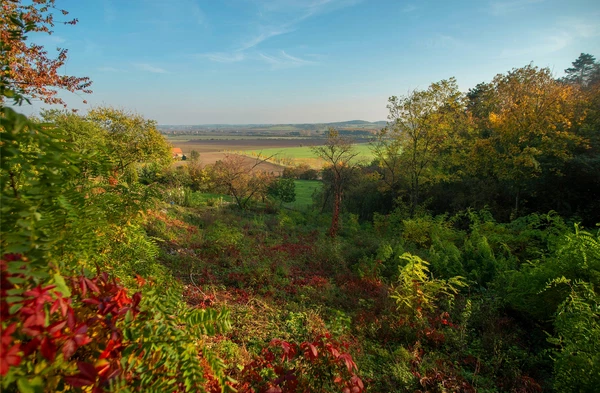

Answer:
[158,120,387,136]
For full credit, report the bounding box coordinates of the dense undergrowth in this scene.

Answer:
[142,199,599,392]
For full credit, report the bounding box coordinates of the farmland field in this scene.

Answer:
[166,136,373,170]
[241,143,373,159]
[240,144,374,167]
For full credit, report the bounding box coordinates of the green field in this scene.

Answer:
[284,180,322,211]
[242,143,374,165]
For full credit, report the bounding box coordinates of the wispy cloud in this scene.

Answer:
[497,17,599,59]
[259,50,316,69]
[134,63,170,74]
[402,4,417,13]
[559,17,599,38]
[239,26,292,51]
[488,0,544,16]
[200,52,246,63]
[198,0,358,68]
[498,34,568,58]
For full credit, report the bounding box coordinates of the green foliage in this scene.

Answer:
[547,280,600,392]
[503,225,600,320]
[204,221,244,252]
[391,253,466,320]
[2,71,231,393]
[267,177,296,205]
[121,286,233,392]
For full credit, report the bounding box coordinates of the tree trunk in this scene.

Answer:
[329,182,341,238]
[410,176,419,217]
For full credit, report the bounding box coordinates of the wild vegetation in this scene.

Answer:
[2,2,600,392]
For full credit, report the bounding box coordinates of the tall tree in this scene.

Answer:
[474,65,584,216]
[312,128,358,237]
[562,53,599,87]
[0,0,91,106]
[385,78,464,215]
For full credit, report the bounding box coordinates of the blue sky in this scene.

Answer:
[25,0,600,124]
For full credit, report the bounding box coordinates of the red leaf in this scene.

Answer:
[40,337,57,361]
[351,375,364,389]
[278,340,296,361]
[23,311,46,329]
[83,278,100,294]
[326,343,340,358]
[339,353,357,373]
[64,375,95,387]
[113,288,131,308]
[62,339,77,359]
[301,343,318,360]
[82,298,101,306]
[95,360,110,377]
[21,338,41,356]
[1,324,17,346]
[131,292,142,310]
[48,320,67,335]
[135,275,146,286]
[67,308,76,330]
[78,361,98,379]
[0,343,21,376]
[99,339,121,359]
[73,324,91,346]
[50,296,70,317]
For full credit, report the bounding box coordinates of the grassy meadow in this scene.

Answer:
[241,143,375,167]
[284,180,323,211]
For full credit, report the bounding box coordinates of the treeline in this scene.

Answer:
[322,56,600,225]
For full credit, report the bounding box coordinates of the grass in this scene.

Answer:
[285,180,323,211]
[195,192,233,204]
[242,144,374,168]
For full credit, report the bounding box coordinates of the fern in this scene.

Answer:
[391,253,467,319]
[118,286,232,392]
[545,279,600,392]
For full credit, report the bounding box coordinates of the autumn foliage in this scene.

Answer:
[1,0,91,105]
[1,255,142,391]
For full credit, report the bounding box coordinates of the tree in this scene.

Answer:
[267,177,296,206]
[86,107,172,183]
[371,126,403,198]
[472,65,583,216]
[385,78,464,216]
[562,53,600,87]
[0,0,91,106]
[212,154,275,209]
[40,109,109,181]
[312,128,358,237]
[189,150,200,162]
